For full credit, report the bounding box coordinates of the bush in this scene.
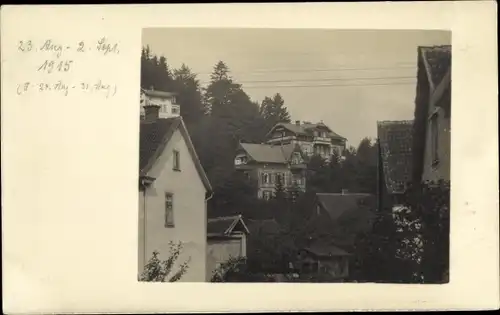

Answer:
[210,256,276,282]
[139,242,191,282]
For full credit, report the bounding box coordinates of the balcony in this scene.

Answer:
[313,136,331,145]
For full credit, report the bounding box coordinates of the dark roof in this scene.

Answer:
[301,241,350,257]
[139,116,212,193]
[141,88,177,98]
[412,46,451,183]
[316,193,373,222]
[140,117,180,173]
[270,122,346,140]
[238,142,301,164]
[377,120,414,194]
[207,215,249,235]
[419,45,451,90]
[246,219,281,235]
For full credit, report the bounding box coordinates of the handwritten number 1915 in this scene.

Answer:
[38,60,73,74]
[18,40,33,52]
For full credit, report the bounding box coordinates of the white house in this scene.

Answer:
[140,87,180,119]
[138,104,212,282]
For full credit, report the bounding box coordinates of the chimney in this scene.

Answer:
[341,189,348,195]
[295,120,300,126]
[143,105,160,122]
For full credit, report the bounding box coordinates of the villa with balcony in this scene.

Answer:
[234,142,307,200]
[140,87,180,119]
[265,121,346,162]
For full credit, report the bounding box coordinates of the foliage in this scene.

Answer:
[260,93,291,130]
[403,180,450,283]
[273,173,287,201]
[349,180,450,283]
[139,242,190,282]
[210,256,276,282]
[305,138,378,195]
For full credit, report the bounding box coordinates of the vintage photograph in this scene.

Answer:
[137,28,451,283]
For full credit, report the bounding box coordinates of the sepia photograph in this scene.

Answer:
[137,28,451,283]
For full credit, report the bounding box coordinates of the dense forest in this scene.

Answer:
[140,46,449,284]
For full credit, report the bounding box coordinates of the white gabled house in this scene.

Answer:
[138,104,212,282]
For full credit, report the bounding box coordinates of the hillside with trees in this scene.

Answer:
[141,46,450,284]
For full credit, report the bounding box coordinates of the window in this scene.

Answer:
[430,114,439,165]
[294,175,303,185]
[173,150,180,171]
[276,173,283,183]
[262,172,270,184]
[263,191,272,200]
[172,106,179,114]
[165,193,174,227]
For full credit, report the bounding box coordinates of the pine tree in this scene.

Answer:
[260,93,291,129]
[172,64,205,124]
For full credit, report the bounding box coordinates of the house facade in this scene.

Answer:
[265,120,346,161]
[412,45,451,183]
[140,87,180,120]
[207,215,250,280]
[234,142,307,199]
[138,105,212,282]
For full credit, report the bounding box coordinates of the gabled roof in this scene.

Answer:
[419,45,451,91]
[316,193,373,222]
[238,142,302,164]
[301,241,351,257]
[207,215,250,235]
[377,120,414,194]
[139,116,212,193]
[141,88,177,98]
[412,46,451,183]
[269,122,346,140]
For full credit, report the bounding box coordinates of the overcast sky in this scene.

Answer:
[142,29,450,147]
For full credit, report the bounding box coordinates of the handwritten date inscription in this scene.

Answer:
[19,38,120,57]
[15,37,120,98]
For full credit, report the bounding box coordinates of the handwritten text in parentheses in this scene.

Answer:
[16,80,118,98]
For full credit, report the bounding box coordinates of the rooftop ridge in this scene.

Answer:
[377,120,414,126]
[207,214,242,222]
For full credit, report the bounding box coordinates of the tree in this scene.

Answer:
[273,174,287,200]
[140,46,174,92]
[403,180,450,283]
[260,93,291,131]
[139,242,190,282]
[172,64,205,125]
